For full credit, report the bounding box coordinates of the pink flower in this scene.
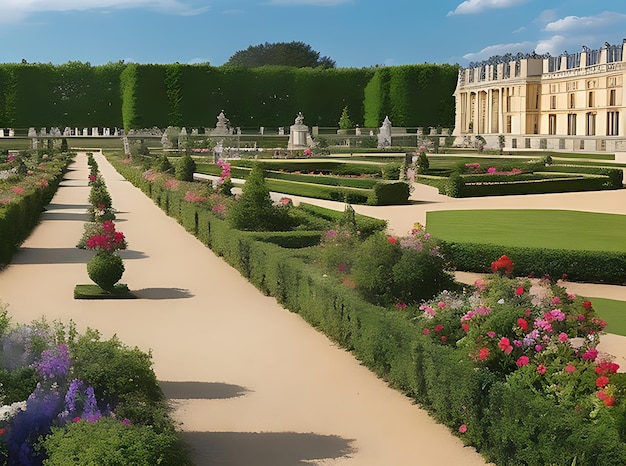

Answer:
[422,328,430,335]
[395,302,407,309]
[486,331,496,338]
[387,236,397,244]
[478,348,490,360]
[516,356,530,367]
[122,418,132,425]
[534,345,543,352]
[582,349,599,361]
[11,186,25,195]
[487,167,497,174]
[434,324,444,333]
[565,364,577,373]
[583,300,592,308]
[73,417,81,423]
[337,264,346,272]
[461,323,469,332]
[551,297,561,304]
[437,301,446,308]
[458,424,467,433]
[441,336,447,342]
[577,315,586,321]
[558,332,568,342]
[537,364,547,375]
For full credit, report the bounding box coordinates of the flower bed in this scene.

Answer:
[0,307,190,465]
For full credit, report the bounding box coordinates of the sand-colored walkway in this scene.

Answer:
[0,153,489,465]
[1,152,625,465]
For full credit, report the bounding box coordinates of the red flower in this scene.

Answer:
[498,337,513,354]
[537,364,547,375]
[565,364,577,373]
[422,328,430,335]
[491,255,514,275]
[517,318,528,332]
[461,323,470,333]
[387,236,397,244]
[395,302,407,309]
[478,348,490,360]
[0,428,5,435]
[595,362,620,375]
[516,356,530,367]
[515,286,524,296]
[458,424,467,433]
[434,324,444,332]
[596,376,610,388]
[604,397,615,407]
[441,336,447,342]
[583,301,592,308]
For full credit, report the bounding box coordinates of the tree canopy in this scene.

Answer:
[224,41,335,69]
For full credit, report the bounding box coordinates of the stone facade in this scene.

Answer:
[453,41,626,151]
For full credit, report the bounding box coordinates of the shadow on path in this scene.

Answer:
[45,203,91,210]
[180,431,356,466]
[41,212,91,222]
[11,248,146,264]
[160,381,249,400]
[132,287,192,300]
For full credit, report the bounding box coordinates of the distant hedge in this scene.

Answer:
[0,62,458,132]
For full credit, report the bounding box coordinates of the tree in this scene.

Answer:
[225,42,336,69]
[338,106,353,130]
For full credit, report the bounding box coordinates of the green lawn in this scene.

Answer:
[426,209,626,253]
[586,297,626,336]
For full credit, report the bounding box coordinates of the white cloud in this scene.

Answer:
[534,35,567,55]
[462,41,535,61]
[512,26,525,33]
[544,11,626,33]
[187,57,211,65]
[0,0,209,22]
[265,0,351,5]
[447,0,528,16]
[534,9,557,24]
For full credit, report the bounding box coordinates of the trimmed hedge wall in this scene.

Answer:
[439,242,626,285]
[108,152,626,465]
[0,157,72,267]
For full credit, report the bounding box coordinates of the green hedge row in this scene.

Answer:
[107,152,626,466]
[439,242,626,284]
[442,174,619,197]
[0,158,71,267]
[230,159,384,176]
[544,166,624,188]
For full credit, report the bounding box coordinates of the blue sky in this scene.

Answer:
[0,0,625,68]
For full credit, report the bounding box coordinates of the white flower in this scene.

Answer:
[497,298,505,304]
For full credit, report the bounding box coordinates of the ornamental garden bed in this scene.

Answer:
[107,150,626,466]
[0,149,74,268]
[0,307,190,465]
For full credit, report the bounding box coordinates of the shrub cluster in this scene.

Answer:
[0,309,190,466]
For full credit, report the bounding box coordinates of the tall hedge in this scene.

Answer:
[364,64,458,128]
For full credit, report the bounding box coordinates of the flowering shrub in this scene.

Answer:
[491,255,514,275]
[163,179,179,191]
[84,221,127,253]
[183,191,207,203]
[416,272,622,418]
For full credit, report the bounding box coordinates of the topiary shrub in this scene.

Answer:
[87,253,125,292]
[153,154,174,174]
[227,165,288,231]
[381,162,402,180]
[175,154,196,181]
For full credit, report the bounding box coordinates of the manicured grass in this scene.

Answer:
[426,209,626,253]
[586,297,626,336]
[74,283,136,299]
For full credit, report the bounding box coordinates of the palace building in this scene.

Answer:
[453,41,626,152]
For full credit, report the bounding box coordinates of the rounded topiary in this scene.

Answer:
[87,253,124,292]
[175,155,196,182]
[88,185,112,209]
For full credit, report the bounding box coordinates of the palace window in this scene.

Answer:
[588,91,594,108]
[548,56,560,72]
[548,114,557,135]
[566,53,581,69]
[586,112,596,136]
[609,89,617,107]
[607,45,623,63]
[607,111,620,136]
[550,95,557,110]
[567,114,577,135]
[568,93,575,109]
[586,49,600,66]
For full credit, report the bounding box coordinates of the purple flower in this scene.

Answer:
[32,344,70,380]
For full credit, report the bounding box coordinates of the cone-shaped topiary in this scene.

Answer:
[227,165,286,231]
[175,155,196,181]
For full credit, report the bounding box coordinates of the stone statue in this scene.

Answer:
[295,112,304,125]
[377,116,392,148]
[212,111,230,136]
